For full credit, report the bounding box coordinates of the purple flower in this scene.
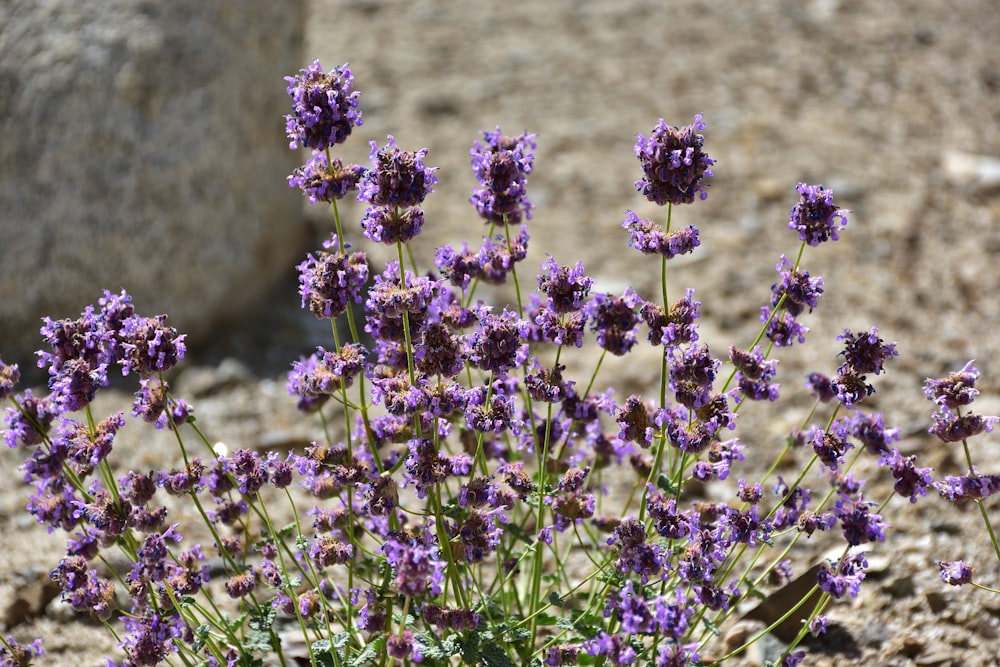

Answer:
[64,412,123,471]
[730,345,779,402]
[287,343,368,412]
[51,556,116,620]
[817,551,867,599]
[612,518,663,582]
[48,357,107,413]
[934,472,1000,503]
[370,372,429,417]
[284,60,362,151]
[809,615,829,637]
[524,360,575,403]
[771,254,823,317]
[158,459,204,496]
[634,115,714,206]
[435,242,481,290]
[723,505,771,546]
[834,494,886,546]
[359,205,425,244]
[544,645,580,666]
[662,406,716,454]
[537,255,593,314]
[639,288,700,347]
[28,477,80,533]
[382,529,445,597]
[308,535,353,568]
[831,369,875,407]
[386,630,416,661]
[469,127,537,224]
[656,642,700,667]
[760,307,809,347]
[452,508,505,563]
[364,260,439,342]
[120,471,158,506]
[413,322,465,377]
[288,150,365,203]
[477,226,531,284]
[608,581,655,634]
[589,290,640,356]
[837,327,897,376]
[467,307,529,374]
[464,384,518,435]
[880,448,933,503]
[297,234,369,320]
[935,559,974,586]
[929,408,999,443]
[622,210,701,259]
[668,343,719,410]
[358,135,437,208]
[117,315,186,377]
[131,375,168,425]
[0,358,19,399]
[584,632,637,666]
[924,360,980,409]
[808,420,854,472]
[36,309,108,378]
[0,634,43,666]
[851,411,900,455]
[788,182,849,246]
[117,610,183,665]
[615,395,658,448]
[128,525,181,592]
[781,650,807,667]
[806,371,837,402]
[404,438,452,497]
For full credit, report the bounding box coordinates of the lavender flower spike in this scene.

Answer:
[788,182,850,246]
[634,114,714,206]
[470,126,537,224]
[284,60,362,151]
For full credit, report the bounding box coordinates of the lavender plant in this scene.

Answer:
[2,58,999,667]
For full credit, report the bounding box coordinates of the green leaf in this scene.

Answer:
[248,604,276,632]
[548,591,565,607]
[311,639,337,667]
[242,629,273,653]
[191,624,211,653]
[413,633,459,662]
[480,641,518,667]
[348,637,384,666]
[534,613,560,626]
[459,632,481,665]
[656,473,680,494]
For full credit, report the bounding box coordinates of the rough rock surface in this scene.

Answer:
[0,0,307,372]
[3,0,1000,665]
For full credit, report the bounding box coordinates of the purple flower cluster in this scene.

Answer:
[296,234,369,320]
[925,360,999,443]
[288,151,366,204]
[469,127,536,224]
[357,135,438,243]
[1,62,969,667]
[634,115,714,206]
[622,210,701,259]
[284,60,362,151]
[788,182,850,246]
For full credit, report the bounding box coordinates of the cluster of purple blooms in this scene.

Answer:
[0,59,996,667]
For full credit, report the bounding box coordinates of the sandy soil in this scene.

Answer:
[3,1,1000,665]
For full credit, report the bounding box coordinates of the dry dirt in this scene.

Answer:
[3,0,1000,665]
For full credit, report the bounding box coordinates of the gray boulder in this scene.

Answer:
[0,0,307,374]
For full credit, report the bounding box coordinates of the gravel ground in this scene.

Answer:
[3,1,1000,665]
